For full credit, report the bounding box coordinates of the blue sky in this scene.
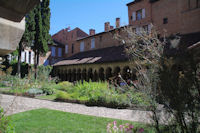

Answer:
[50,0,133,35]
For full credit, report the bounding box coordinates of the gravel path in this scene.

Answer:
[0,94,168,124]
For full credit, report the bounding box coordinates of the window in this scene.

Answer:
[136,27,141,34]
[29,51,31,64]
[132,28,136,33]
[132,12,136,21]
[65,45,68,54]
[99,36,102,42]
[72,44,74,53]
[91,38,95,49]
[142,9,145,19]
[58,48,62,57]
[143,25,148,32]
[51,46,56,57]
[25,52,27,63]
[163,18,168,24]
[136,9,142,20]
[80,42,84,52]
[188,0,199,9]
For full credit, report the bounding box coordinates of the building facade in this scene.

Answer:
[127,0,200,36]
[52,0,200,82]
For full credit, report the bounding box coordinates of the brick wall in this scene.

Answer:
[127,0,200,36]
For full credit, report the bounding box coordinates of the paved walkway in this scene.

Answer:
[0,94,168,124]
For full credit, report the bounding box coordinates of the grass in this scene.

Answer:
[10,108,155,133]
[36,94,57,100]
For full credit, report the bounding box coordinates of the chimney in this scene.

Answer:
[110,26,114,30]
[89,29,95,36]
[104,22,110,32]
[116,18,120,28]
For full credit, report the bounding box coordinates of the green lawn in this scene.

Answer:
[10,108,155,133]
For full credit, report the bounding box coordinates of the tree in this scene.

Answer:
[17,9,35,77]
[114,27,200,133]
[33,0,51,79]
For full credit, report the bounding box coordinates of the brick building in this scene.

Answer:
[52,0,200,82]
[127,0,200,36]
[40,27,88,66]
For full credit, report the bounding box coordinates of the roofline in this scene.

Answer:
[77,25,129,41]
[126,0,142,6]
[126,0,159,6]
[53,60,128,67]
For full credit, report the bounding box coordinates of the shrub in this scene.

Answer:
[0,107,15,133]
[56,81,73,91]
[56,91,71,100]
[26,88,43,96]
[41,87,54,95]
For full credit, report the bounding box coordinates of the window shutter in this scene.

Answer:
[21,52,25,62]
[142,9,145,19]
[65,45,68,54]
[132,12,136,21]
[91,38,95,49]
[26,51,29,63]
[80,42,84,52]
[31,52,34,64]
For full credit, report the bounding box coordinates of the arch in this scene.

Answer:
[114,66,121,76]
[72,69,77,81]
[93,70,98,81]
[99,67,105,81]
[64,70,68,81]
[88,68,93,81]
[122,66,131,80]
[131,68,137,81]
[106,67,112,80]
[82,69,87,81]
[77,69,81,81]
[68,69,72,82]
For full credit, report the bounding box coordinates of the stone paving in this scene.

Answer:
[0,94,168,124]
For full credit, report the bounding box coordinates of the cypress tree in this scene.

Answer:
[34,5,43,79]
[33,0,51,79]
[17,0,51,79]
[17,10,35,77]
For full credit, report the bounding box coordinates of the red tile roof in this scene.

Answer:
[54,45,128,66]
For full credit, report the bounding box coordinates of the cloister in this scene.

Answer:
[53,61,137,82]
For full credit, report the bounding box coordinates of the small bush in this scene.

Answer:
[56,81,73,91]
[0,107,16,133]
[26,88,43,96]
[56,91,71,100]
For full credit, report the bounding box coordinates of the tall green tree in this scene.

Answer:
[17,9,35,77]
[34,5,43,79]
[34,0,51,79]
[41,0,51,53]
[17,0,51,79]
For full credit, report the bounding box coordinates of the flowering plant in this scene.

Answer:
[107,121,145,133]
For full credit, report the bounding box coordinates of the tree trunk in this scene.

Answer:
[34,50,40,79]
[17,43,22,78]
[34,50,37,79]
